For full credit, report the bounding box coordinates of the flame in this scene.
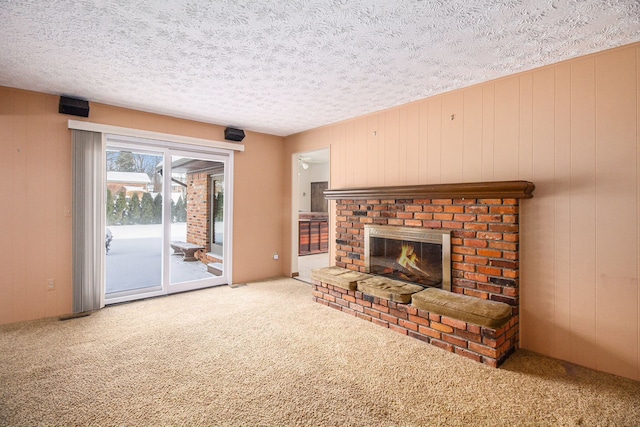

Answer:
[397,244,419,270]
[396,243,437,284]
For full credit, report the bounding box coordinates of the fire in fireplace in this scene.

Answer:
[364,225,451,291]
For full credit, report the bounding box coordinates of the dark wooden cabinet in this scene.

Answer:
[298,220,328,255]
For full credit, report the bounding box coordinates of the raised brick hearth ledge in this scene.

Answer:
[315,180,534,367]
[311,267,516,366]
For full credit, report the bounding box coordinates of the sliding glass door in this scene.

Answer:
[104,138,232,304]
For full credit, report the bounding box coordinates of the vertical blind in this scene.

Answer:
[72,130,105,313]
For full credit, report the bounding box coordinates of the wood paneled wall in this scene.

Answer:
[284,43,640,381]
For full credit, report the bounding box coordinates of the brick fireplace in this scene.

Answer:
[312,181,534,366]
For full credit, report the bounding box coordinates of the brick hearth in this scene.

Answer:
[311,280,518,366]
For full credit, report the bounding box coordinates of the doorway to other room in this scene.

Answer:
[293,148,330,283]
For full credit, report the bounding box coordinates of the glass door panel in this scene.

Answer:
[105,147,164,299]
[168,154,227,288]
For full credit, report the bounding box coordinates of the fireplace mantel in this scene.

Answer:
[324,180,535,200]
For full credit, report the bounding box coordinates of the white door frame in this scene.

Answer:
[103,135,235,305]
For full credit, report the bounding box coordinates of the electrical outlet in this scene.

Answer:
[273,253,279,260]
[47,279,55,291]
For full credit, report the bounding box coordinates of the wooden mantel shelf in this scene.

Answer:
[324,180,535,200]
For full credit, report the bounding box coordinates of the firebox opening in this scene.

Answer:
[364,225,451,292]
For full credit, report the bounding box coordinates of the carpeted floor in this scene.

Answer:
[1,278,639,426]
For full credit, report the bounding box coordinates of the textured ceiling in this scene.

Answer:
[1,1,639,137]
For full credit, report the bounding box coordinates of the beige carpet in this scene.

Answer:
[1,278,639,427]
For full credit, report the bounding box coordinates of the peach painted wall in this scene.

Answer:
[284,43,640,381]
[0,87,284,325]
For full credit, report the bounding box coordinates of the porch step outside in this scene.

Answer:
[207,262,223,276]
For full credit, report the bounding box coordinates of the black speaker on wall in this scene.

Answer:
[224,127,245,142]
[59,96,90,117]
